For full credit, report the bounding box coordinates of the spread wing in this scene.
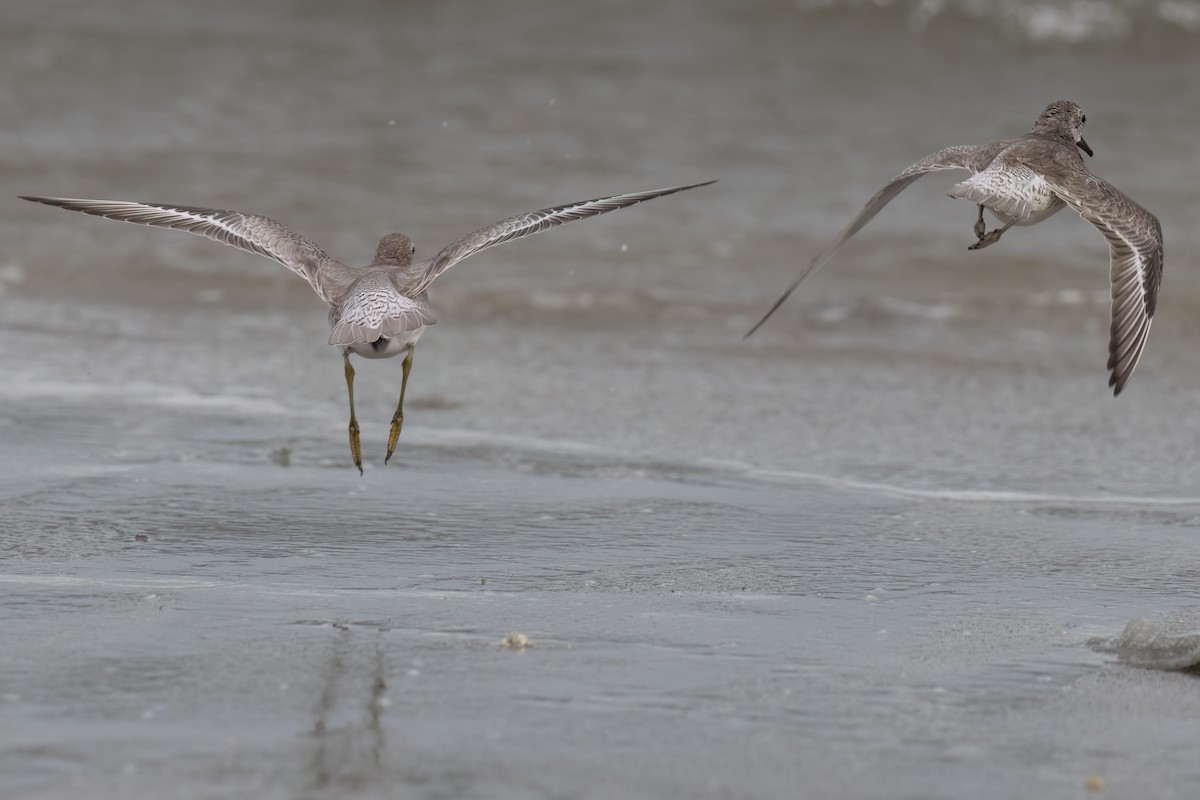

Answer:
[1041,172,1163,395]
[745,141,1017,337]
[408,180,716,294]
[20,196,347,304]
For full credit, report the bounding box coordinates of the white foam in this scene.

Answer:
[740,464,1200,507]
[795,0,1199,42]
[1109,617,1200,670]
[383,426,1200,509]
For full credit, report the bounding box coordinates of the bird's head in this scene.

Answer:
[1035,100,1092,157]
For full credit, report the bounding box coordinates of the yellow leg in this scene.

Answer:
[385,345,414,465]
[343,349,363,475]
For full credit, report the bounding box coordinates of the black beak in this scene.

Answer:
[1077,137,1094,157]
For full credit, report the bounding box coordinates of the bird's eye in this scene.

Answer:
[1081,115,1087,124]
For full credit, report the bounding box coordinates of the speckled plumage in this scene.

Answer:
[747,100,1163,396]
[22,181,715,470]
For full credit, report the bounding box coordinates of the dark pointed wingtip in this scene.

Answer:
[20,195,63,207]
[743,316,768,340]
[744,278,803,340]
[744,304,781,339]
[645,179,717,201]
[743,314,768,340]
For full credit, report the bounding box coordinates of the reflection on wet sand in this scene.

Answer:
[306,623,389,793]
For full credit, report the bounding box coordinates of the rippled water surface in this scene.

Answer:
[4,1,1200,798]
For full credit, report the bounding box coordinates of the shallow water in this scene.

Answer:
[4,1,1200,798]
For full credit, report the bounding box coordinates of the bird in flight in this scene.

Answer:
[746,100,1162,396]
[23,180,715,472]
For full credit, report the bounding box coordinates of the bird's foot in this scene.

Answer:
[349,421,363,475]
[384,415,403,465]
[968,229,1004,251]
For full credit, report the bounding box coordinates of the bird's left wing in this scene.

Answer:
[408,181,716,294]
[745,141,1015,337]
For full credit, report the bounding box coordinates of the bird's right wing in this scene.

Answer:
[745,142,1014,337]
[20,196,350,304]
[1039,169,1163,395]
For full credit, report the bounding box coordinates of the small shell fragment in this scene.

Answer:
[500,632,531,651]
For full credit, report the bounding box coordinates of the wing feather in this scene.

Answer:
[20,196,347,303]
[1040,172,1163,394]
[745,140,1018,337]
[408,181,715,294]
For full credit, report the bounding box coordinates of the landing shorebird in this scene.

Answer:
[23,181,714,471]
[746,100,1162,395]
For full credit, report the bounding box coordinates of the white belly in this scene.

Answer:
[988,198,1065,227]
[949,167,1066,226]
[346,328,424,359]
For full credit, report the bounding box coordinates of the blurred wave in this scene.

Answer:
[794,0,1200,41]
